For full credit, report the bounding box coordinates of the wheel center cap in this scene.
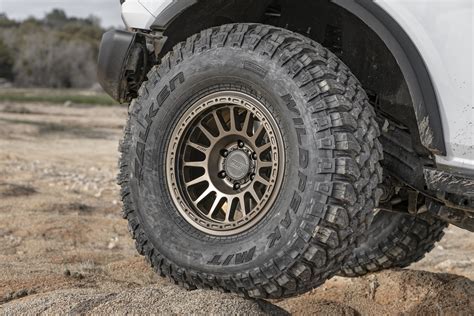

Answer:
[224,150,250,181]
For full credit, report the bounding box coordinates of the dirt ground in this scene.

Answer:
[0,102,472,315]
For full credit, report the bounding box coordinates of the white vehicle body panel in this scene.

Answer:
[376,0,473,171]
[122,0,172,29]
[139,0,174,16]
[121,0,474,171]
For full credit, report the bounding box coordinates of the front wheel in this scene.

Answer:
[118,23,383,298]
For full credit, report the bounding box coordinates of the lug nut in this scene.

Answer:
[220,149,229,157]
[251,152,258,160]
[218,171,227,178]
[238,140,245,148]
[250,173,255,181]
[233,183,241,190]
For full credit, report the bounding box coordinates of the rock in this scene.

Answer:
[435,259,473,270]
[107,236,119,250]
[367,275,379,300]
[277,270,474,315]
[0,286,287,315]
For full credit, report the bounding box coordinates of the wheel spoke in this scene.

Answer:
[258,161,273,168]
[229,106,237,132]
[194,187,214,204]
[207,194,223,218]
[184,161,205,168]
[241,110,251,134]
[255,175,270,187]
[187,141,209,155]
[212,110,226,136]
[199,124,216,144]
[256,142,271,155]
[248,187,260,203]
[185,175,208,187]
[238,195,247,215]
[226,197,237,222]
[251,123,264,141]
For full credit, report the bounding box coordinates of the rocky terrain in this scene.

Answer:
[0,101,473,315]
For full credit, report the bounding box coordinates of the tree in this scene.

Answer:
[0,14,17,28]
[0,38,14,80]
[0,9,105,88]
[45,9,68,28]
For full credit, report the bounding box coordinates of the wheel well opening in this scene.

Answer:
[159,0,428,154]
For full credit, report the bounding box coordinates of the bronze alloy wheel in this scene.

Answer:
[166,91,285,236]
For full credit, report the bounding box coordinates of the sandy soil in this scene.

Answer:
[0,102,472,315]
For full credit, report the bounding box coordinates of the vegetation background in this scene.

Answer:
[0,9,104,90]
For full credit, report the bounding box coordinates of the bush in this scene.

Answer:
[0,10,105,89]
[0,38,14,80]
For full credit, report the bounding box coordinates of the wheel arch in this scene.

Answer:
[150,0,446,156]
[334,0,446,155]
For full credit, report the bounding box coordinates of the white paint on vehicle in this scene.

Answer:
[139,0,174,17]
[122,0,173,29]
[377,0,473,170]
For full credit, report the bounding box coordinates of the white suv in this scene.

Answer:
[98,0,473,298]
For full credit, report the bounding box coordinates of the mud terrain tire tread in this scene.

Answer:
[341,213,447,277]
[118,23,383,298]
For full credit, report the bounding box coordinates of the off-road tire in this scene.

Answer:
[341,211,447,277]
[118,23,383,298]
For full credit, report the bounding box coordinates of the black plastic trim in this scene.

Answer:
[98,30,136,102]
[426,198,474,232]
[333,0,446,155]
[424,168,474,197]
[97,30,149,103]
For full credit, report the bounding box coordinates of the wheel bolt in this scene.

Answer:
[251,152,258,160]
[238,140,245,148]
[218,171,227,178]
[233,183,241,190]
[220,149,229,157]
[250,173,255,181]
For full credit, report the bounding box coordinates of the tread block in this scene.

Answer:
[263,282,280,295]
[309,94,352,114]
[314,226,340,248]
[315,112,358,132]
[315,157,360,180]
[290,262,312,282]
[303,244,327,268]
[275,273,297,291]
[325,205,350,229]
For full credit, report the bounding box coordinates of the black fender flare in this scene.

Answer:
[330,0,445,155]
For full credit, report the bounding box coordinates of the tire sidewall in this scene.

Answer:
[129,47,319,274]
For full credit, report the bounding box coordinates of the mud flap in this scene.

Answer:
[97,30,150,103]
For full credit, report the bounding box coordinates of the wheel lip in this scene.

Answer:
[165,90,285,236]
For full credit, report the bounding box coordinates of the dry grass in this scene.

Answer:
[0,88,117,105]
